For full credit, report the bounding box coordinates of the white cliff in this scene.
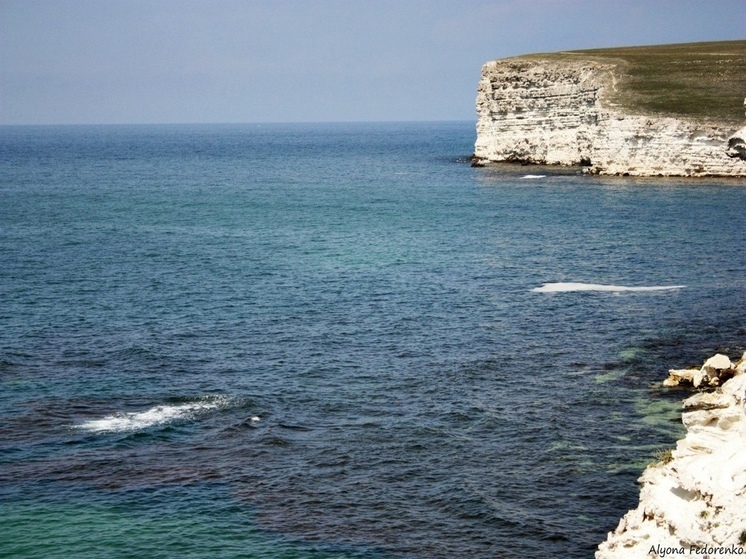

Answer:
[474,58,746,176]
[597,352,746,558]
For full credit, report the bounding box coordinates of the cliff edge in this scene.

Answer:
[597,353,746,558]
[474,41,746,176]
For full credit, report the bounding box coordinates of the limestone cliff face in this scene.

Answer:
[474,58,746,176]
[597,353,746,558]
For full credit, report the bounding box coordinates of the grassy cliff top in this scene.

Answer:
[523,40,746,125]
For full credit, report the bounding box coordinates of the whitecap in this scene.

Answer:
[532,282,686,293]
[520,174,547,179]
[76,398,228,434]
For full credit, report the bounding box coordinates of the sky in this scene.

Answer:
[1,0,744,125]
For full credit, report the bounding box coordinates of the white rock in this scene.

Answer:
[698,353,737,387]
[702,353,733,371]
[692,368,708,388]
[664,368,699,387]
[596,356,746,558]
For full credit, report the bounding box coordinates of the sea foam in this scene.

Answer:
[532,282,686,293]
[76,398,230,433]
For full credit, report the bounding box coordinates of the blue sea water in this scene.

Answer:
[1,121,745,558]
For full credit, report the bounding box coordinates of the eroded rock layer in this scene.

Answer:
[474,58,746,176]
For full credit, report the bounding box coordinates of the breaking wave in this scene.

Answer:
[75,397,235,434]
[532,282,686,293]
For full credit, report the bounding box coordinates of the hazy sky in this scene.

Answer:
[1,0,744,124]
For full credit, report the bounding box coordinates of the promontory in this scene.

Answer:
[473,40,746,176]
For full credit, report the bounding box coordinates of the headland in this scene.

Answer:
[474,41,746,176]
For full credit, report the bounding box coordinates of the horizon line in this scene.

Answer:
[0,118,478,128]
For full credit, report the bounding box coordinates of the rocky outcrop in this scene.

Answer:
[596,352,746,558]
[474,58,746,176]
[664,354,738,389]
[727,126,746,161]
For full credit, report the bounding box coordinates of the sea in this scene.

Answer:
[1,121,745,559]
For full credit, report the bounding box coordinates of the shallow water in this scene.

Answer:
[1,122,745,558]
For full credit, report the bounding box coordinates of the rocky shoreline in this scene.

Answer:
[597,352,746,558]
[473,57,746,177]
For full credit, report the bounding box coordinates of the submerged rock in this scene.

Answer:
[597,352,746,558]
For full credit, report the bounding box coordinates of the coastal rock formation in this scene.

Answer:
[664,354,737,388]
[727,126,746,161]
[474,58,746,176]
[596,353,746,558]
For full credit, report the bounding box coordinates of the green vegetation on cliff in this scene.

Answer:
[529,40,746,125]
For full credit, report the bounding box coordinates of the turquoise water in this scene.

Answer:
[1,122,745,558]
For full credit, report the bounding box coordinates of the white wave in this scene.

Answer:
[532,282,686,293]
[76,399,227,434]
[521,174,547,179]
